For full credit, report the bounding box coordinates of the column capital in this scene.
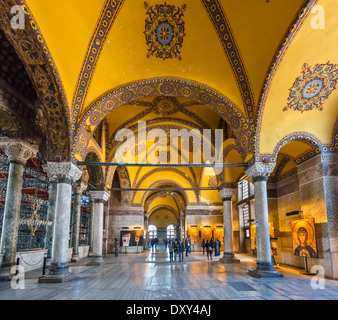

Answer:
[73,180,88,195]
[245,163,275,182]
[43,162,82,184]
[90,191,110,202]
[218,188,237,201]
[0,138,38,165]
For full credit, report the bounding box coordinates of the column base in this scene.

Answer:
[86,256,103,266]
[38,264,74,283]
[71,254,80,262]
[0,263,15,281]
[248,262,284,278]
[219,253,240,263]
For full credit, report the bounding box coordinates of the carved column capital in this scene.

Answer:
[73,180,88,195]
[0,138,38,165]
[90,191,110,203]
[43,162,82,184]
[245,163,275,182]
[218,188,237,202]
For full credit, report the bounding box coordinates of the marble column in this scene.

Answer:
[218,188,240,263]
[88,197,95,255]
[71,180,88,262]
[0,139,37,279]
[40,162,82,281]
[44,178,57,260]
[245,163,283,278]
[88,191,110,265]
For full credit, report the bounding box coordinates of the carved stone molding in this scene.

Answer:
[218,188,237,201]
[89,191,110,202]
[245,163,275,181]
[73,180,88,195]
[43,162,82,183]
[0,138,38,165]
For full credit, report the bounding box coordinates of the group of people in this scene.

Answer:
[201,238,221,260]
[167,236,191,262]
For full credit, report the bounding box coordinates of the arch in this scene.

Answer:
[84,151,105,190]
[73,77,252,163]
[255,132,324,164]
[132,168,198,204]
[0,1,71,161]
[255,0,318,155]
[148,205,179,222]
[141,180,188,210]
[144,188,186,215]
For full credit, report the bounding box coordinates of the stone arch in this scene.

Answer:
[84,151,105,190]
[74,77,252,162]
[0,1,71,161]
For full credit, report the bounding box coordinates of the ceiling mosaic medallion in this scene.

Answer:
[284,62,338,113]
[152,96,179,115]
[144,2,186,60]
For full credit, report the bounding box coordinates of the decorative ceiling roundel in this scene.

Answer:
[144,2,186,60]
[284,61,338,113]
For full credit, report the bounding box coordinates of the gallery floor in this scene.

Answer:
[0,249,338,300]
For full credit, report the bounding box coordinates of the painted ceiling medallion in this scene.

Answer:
[152,96,179,115]
[284,61,338,113]
[144,2,186,60]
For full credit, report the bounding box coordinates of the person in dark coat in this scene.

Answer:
[185,235,191,257]
[168,240,174,262]
[206,240,213,260]
[201,239,205,254]
[114,238,119,257]
[173,240,178,262]
[178,239,184,262]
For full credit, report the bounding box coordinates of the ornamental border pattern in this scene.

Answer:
[201,0,255,124]
[73,77,250,162]
[0,0,71,161]
[72,0,125,124]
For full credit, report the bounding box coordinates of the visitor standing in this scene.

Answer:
[173,240,178,262]
[114,238,119,257]
[168,240,174,262]
[201,239,205,254]
[178,239,184,262]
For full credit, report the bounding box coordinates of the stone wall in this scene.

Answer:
[269,154,338,279]
[107,206,144,254]
[186,206,223,251]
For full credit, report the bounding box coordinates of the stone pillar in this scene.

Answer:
[0,139,37,279]
[44,178,57,260]
[71,180,87,262]
[218,188,240,263]
[88,191,110,265]
[237,204,246,253]
[88,197,95,255]
[322,154,338,279]
[180,212,184,240]
[144,212,148,249]
[245,163,283,278]
[39,162,82,282]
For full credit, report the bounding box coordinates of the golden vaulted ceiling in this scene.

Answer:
[0,0,337,214]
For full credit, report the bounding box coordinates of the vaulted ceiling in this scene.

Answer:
[0,0,337,212]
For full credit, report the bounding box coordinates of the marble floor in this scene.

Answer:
[0,249,338,300]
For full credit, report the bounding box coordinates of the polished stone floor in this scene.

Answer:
[1,248,338,300]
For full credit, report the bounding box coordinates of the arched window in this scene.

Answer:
[167,224,176,239]
[148,225,157,239]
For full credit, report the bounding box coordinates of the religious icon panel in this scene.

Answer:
[291,218,318,258]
